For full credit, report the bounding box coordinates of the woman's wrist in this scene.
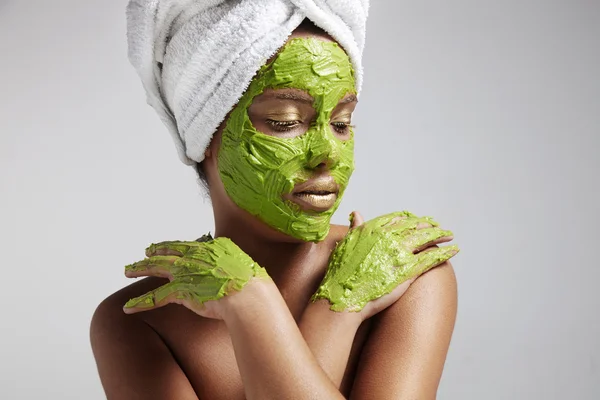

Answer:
[302,298,363,330]
[220,277,279,327]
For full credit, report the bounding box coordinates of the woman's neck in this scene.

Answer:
[216,220,314,266]
[213,211,331,295]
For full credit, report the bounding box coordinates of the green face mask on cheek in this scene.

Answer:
[218,37,356,242]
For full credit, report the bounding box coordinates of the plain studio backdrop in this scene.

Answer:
[1,0,598,399]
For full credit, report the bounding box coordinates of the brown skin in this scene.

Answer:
[90,24,458,400]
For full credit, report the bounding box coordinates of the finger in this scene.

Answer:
[123,280,201,314]
[122,280,184,314]
[124,255,179,279]
[382,215,439,233]
[378,211,414,228]
[416,221,433,229]
[400,245,459,279]
[123,278,226,314]
[417,235,454,249]
[376,212,441,229]
[421,215,440,228]
[403,227,454,253]
[349,211,365,228]
[145,241,203,257]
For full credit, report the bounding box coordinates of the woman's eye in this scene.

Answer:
[266,119,301,132]
[331,122,352,134]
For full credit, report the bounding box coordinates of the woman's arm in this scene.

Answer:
[222,279,346,400]
[298,277,415,389]
[350,261,458,399]
[298,299,362,387]
[224,263,456,400]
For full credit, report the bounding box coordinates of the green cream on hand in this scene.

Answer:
[313,212,460,312]
[218,38,356,242]
[124,236,268,309]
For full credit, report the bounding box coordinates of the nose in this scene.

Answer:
[306,127,340,169]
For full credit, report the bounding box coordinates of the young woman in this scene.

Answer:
[91,2,459,399]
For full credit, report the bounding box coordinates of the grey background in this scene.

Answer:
[1,0,598,399]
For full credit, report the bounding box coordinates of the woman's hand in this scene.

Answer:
[312,210,459,318]
[122,236,269,320]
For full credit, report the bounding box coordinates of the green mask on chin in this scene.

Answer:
[218,37,356,242]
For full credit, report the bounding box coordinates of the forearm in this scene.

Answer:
[222,279,345,400]
[298,299,362,387]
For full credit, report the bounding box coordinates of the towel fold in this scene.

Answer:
[126,0,370,165]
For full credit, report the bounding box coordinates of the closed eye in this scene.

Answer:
[266,119,303,132]
[265,119,355,135]
[331,122,355,134]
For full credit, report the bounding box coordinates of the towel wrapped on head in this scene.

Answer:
[126,0,370,165]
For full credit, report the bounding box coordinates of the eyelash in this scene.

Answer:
[266,120,354,134]
[266,120,300,132]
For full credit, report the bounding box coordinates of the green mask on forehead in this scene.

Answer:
[218,37,356,242]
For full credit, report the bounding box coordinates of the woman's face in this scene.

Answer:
[215,36,357,242]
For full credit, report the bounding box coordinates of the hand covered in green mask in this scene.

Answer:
[123,234,269,319]
[312,211,459,314]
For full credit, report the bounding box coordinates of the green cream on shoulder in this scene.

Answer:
[218,38,356,242]
[312,212,460,312]
[124,236,268,309]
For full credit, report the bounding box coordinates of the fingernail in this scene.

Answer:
[145,243,156,256]
[124,293,155,309]
[447,245,460,256]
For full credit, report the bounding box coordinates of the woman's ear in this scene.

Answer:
[205,148,212,159]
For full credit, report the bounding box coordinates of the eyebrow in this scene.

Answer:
[339,94,358,104]
[269,92,358,105]
[271,91,314,104]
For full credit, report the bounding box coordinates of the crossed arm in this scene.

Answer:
[92,212,458,398]
[90,261,456,399]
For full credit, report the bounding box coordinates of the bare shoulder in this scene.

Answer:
[91,278,245,399]
[90,277,167,343]
[352,262,458,399]
[91,277,170,339]
[90,277,200,399]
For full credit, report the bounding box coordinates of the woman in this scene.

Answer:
[91,1,459,398]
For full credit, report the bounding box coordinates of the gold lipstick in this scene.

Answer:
[285,176,339,212]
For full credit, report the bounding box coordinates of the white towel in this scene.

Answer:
[126,0,370,165]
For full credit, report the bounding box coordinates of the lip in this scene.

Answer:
[285,176,340,212]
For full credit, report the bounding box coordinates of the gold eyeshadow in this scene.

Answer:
[263,112,304,121]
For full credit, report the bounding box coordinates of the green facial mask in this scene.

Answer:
[218,38,356,242]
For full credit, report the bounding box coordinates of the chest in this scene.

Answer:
[143,302,371,399]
